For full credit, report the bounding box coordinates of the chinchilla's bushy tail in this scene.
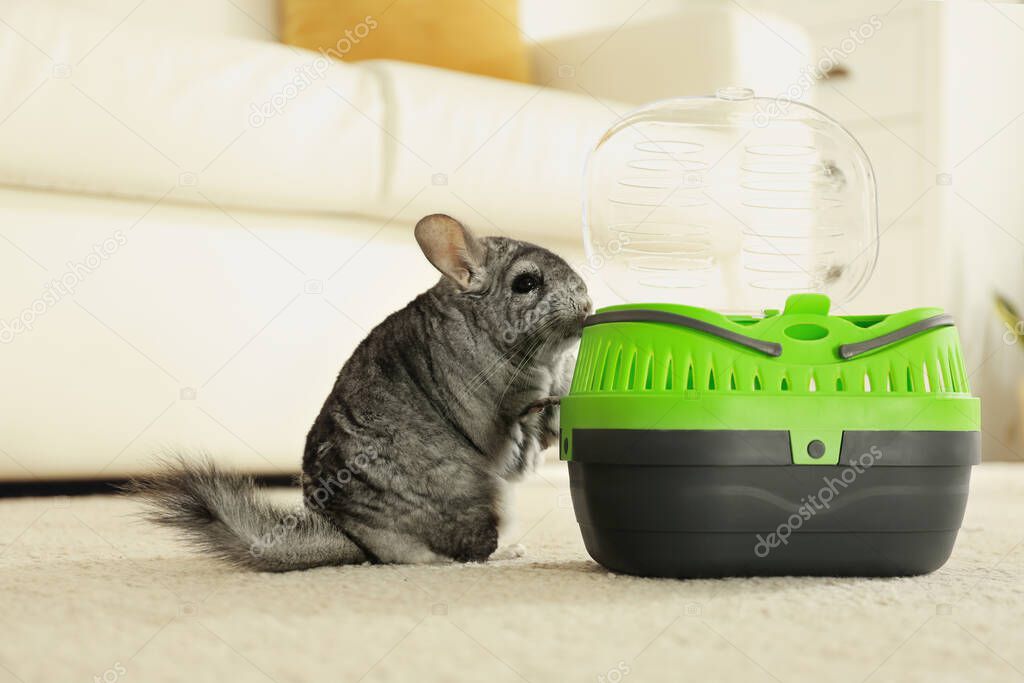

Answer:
[127,456,365,572]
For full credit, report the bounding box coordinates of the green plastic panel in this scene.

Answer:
[571,295,970,397]
[562,294,981,463]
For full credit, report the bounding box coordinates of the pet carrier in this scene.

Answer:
[560,88,980,577]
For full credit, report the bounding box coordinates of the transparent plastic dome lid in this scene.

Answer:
[583,88,879,311]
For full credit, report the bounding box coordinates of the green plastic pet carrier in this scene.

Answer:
[561,89,980,577]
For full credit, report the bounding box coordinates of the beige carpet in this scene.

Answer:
[1,463,1022,683]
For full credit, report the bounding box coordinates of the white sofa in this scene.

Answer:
[12,1,1005,480]
[0,0,626,479]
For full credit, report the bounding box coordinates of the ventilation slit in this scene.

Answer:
[922,361,931,392]
[627,351,637,390]
[780,376,789,392]
[590,341,610,391]
[686,364,695,391]
[729,370,737,390]
[643,354,653,391]
[605,348,622,390]
[863,373,872,392]
[956,350,968,390]
[708,367,716,390]
[836,376,845,392]
[947,348,959,392]
[809,375,817,392]
[753,373,762,391]
[906,367,914,392]
[665,357,674,390]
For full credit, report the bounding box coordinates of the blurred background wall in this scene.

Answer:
[2,0,1021,475]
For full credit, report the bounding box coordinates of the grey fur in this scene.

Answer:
[127,455,365,571]
[129,214,591,571]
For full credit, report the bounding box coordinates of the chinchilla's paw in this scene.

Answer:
[490,543,527,561]
[537,424,559,452]
[449,522,499,563]
[520,396,560,417]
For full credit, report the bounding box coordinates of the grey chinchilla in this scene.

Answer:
[129,214,592,571]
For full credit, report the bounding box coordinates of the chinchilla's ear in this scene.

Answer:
[414,214,486,289]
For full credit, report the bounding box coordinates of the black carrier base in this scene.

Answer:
[567,430,979,578]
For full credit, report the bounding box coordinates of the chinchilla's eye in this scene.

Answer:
[511,273,541,294]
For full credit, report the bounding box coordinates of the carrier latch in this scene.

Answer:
[790,430,842,465]
[781,293,832,317]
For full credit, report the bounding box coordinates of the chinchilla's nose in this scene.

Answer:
[575,294,594,317]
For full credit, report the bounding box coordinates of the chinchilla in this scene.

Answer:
[129,214,592,571]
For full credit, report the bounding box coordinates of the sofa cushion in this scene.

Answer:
[281,0,529,82]
[0,1,623,243]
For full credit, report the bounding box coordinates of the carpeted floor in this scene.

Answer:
[1,463,1022,683]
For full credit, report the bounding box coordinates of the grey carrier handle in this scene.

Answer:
[837,314,956,360]
[583,310,783,357]
[584,310,957,362]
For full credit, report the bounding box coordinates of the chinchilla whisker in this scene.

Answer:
[496,327,559,408]
[440,316,563,425]
[458,328,552,409]
[507,334,549,389]
[461,320,551,385]
[495,348,539,409]
[459,345,529,400]
[445,324,563,432]
[459,316,562,398]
